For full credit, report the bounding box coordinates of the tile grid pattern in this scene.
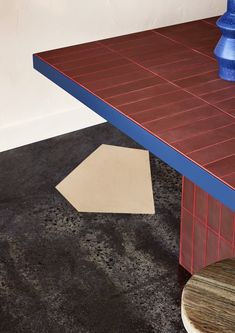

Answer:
[97,38,234,119]
[180,177,235,274]
[36,17,235,192]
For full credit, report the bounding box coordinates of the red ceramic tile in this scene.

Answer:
[157,20,217,39]
[195,186,208,222]
[59,57,129,77]
[144,105,220,133]
[117,38,180,58]
[102,30,155,46]
[173,124,235,154]
[140,49,194,68]
[188,79,234,96]
[174,34,217,50]
[151,57,216,82]
[196,46,215,58]
[96,77,164,99]
[188,139,235,166]
[208,196,221,233]
[131,97,203,124]
[82,68,154,91]
[73,63,136,81]
[193,220,206,272]
[119,90,191,115]
[106,33,170,51]
[55,51,118,71]
[170,63,217,82]
[159,114,232,144]
[153,53,212,72]
[228,110,235,117]
[129,43,187,62]
[219,238,234,260]
[182,177,195,213]
[181,177,235,274]
[157,20,219,50]
[46,47,109,65]
[206,155,235,178]
[64,58,130,77]
[38,41,101,59]
[216,97,235,114]
[206,229,219,266]
[180,208,194,272]
[106,83,178,107]
[174,71,218,89]
[102,35,161,52]
[222,173,235,188]
[192,37,218,53]
[220,205,235,244]
[202,86,235,104]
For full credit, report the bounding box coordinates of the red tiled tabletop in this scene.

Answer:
[33,17,235,211]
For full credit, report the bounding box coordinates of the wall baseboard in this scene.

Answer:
[0,107,105,153]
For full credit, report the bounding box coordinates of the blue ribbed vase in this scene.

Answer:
[214,0,235,81]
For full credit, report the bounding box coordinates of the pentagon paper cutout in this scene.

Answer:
[56,144,155,214]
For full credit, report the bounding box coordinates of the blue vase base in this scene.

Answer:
[219,66,235,82]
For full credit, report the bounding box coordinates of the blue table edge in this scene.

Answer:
[33,54,235,212]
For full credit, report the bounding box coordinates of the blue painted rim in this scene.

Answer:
[33,55,235,212]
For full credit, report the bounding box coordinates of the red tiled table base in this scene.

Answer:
[180,177,235,274]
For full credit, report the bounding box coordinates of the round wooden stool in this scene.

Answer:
[181,258,235,333]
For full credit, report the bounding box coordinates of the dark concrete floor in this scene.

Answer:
[0,122,190,333]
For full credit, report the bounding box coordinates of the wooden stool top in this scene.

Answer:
[182,258,235,333]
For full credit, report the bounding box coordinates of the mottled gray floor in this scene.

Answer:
[0,122,189,333]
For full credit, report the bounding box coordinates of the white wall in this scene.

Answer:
[0,0,226,152]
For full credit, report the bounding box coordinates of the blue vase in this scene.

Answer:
[214,0,235,81]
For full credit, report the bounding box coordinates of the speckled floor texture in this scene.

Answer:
[0,122,189,333]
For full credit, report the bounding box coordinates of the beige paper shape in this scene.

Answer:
[56,144,155,214]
